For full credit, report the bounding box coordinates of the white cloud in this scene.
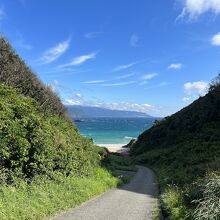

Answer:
[82,80,106,84]
[183,81,209,102]
[178,0,220,20]
[59,52,97,68]
[101,81,135,87]
[211,32,220,46]
[168,63,182,70]
[40,38,70,64]
[139,73,158,86]
[130,33,139,47]
[142,73,158,80]
[184,81,209,95]
[81,74,135,86]
[112,62,137,72]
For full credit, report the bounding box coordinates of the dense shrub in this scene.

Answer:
[0,84,99,182]
[0,37,67,117]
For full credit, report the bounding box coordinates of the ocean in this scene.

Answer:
[74,117,156,145]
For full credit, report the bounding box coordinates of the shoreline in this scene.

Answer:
[97,143,129,153]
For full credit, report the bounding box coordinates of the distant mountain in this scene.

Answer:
[66,105,153,118]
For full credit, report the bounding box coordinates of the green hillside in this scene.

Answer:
[131,76,220,219]
[0,37,119,219]
[0,37,67,118]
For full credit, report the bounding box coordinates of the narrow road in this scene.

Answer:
[52,166,159,220]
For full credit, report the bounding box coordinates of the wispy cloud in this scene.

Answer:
[168,63,182,70]
[130,33,139,47]
[81,73,135,86]
[82,80,106,84]
[112,62,137,72]
[211,32,220,46]
[116,73,135,79]
[84,31,103,39]
[59,52,97,68]
[101,81,135,87]
[39,38,70,64]
[177,0,220,20]
[142,73,158,80]
[139,73,158,85]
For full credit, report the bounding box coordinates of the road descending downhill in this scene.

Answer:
[52,166,159,220]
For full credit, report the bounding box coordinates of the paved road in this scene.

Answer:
[52,166,158,220]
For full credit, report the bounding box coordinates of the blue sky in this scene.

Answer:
[1,0,220,116]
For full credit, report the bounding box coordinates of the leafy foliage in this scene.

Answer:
[0,37,67,117]
[102,153,137,172]
[0,84,100,182]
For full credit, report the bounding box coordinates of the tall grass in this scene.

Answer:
[193,172,220,220]
[161,186,191,219]
[0,168,119,220]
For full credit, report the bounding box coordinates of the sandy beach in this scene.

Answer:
[97,143,129,153]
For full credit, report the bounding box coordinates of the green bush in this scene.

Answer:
[102,153,136,172]
[0,84,99,182]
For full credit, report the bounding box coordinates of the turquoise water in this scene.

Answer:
[74,118,155,144]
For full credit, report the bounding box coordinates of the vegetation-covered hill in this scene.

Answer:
[0,37,67,118]
[0,36,102,181]
[130,75,220,219]
[131,78,220,155]
[0,37,119,219]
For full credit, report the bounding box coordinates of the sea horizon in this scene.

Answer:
[74,117,156,145]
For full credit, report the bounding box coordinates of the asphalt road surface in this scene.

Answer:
[52,166,159,220]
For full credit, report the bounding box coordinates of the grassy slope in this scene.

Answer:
[0,168,119,220]
[131,77,220,219]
